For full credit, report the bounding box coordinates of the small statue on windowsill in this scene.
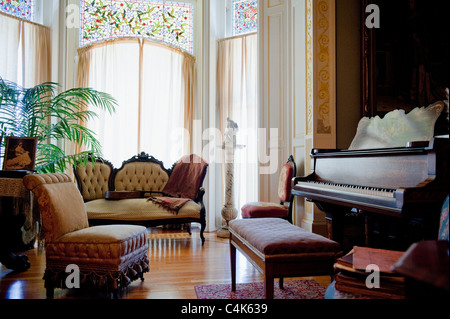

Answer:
[223,118,238,150]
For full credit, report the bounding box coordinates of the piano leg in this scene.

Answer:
[325,211,344,244]
[315,202,350,245]
[314,202,369,252]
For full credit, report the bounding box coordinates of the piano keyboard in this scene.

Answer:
[297,181,396,198]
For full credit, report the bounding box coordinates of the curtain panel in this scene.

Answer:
[0,12,51,86]
[0,12,51,171]
[217,33,258,223]
[76,38,196,167]
[0,13,20,83]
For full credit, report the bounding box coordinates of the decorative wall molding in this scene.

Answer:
[268,0,283,8]
[305,0,335,138]
[316,0,332,134]
[302,0,335,235]
[305,0,313,136]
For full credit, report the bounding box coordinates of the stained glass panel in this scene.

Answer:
[0,0,34,21]
[232,0,257,36]
[80,0,194,54]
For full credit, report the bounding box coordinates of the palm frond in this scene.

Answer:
[0,77,117,173]
[53,87,117,115]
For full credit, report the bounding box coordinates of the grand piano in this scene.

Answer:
[292,136,449,251]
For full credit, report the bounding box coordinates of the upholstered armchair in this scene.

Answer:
[23,173,149,298]
[241,155,296,222]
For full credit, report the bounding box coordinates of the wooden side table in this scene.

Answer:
[392,240,449,298]
[0,170,33,196]
[0,170,36,269]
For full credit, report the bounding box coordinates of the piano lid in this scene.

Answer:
[306,136,448,190]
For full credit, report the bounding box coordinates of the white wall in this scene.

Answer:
[258,0,291,204]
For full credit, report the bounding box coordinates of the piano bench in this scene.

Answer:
[229,218,342,299]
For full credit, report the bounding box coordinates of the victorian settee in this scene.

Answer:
[73,153,208,244]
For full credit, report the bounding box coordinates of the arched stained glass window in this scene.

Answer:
[80,0,194,54]
[0,0,34,21]
[232,0,257,36]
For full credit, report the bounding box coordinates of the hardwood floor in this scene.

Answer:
[0,226,331,299]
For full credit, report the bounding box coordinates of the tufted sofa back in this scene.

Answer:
[114,161,169,192]
[75,160,113,201]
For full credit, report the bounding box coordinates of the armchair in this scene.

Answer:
[23,173,149,298]
[241,155,296,222]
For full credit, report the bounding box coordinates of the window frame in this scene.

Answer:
[0,0,34,22]
[79,0,195,54]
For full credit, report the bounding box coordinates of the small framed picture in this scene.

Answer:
[2,137,38,171]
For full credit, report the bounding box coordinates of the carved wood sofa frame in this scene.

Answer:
[73,152,207,244]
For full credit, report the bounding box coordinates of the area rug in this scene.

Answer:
[195,280,326,299]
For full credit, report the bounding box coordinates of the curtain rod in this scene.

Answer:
[77,37,196,62]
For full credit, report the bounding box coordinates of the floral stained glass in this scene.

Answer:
[80,0,194,54]
[232,0,257,36]
[0,0,33,21]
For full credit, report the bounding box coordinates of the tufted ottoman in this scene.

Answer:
[229,218,342,299]
[43,225,149,297]
[23,173,149,298]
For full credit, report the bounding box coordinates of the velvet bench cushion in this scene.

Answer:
[229,218,341,256]
[228,218,342,299]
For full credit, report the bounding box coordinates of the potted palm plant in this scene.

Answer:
[0,77,117,173]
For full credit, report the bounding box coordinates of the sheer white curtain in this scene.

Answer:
[0,12,50,86]
[140,41,185,166]
[217,33,258,219]
[0,13,20,82]
[0,12,50,169]
[77,39,187,168]
[78,39,140,167]
[20,20,51,88]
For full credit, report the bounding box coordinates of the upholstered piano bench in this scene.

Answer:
[229,218,342,299]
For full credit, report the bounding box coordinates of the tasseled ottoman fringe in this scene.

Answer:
[43,256,150,293]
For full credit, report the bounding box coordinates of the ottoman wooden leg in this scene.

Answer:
[264,265,274,299]
[230,241,237,292]
[279,277,284,289]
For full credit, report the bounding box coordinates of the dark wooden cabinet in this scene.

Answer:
[361,0,449,126]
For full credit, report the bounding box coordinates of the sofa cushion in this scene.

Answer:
[85,198,201,221]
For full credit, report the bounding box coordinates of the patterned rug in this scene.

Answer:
[195,279,326,299]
